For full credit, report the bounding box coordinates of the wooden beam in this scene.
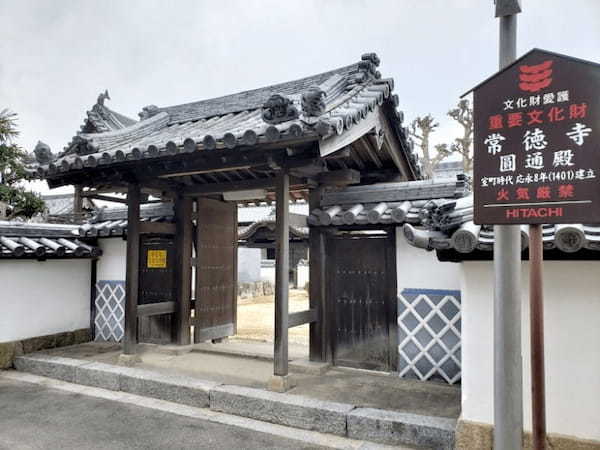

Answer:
[324,147,351,160]
[317,169,360,186]
[123,183,141,355]
[182,177,276,197]
[379,105,414,179]
[85,194,128,204]
[174,196,192,345]
[357,136,384,168]
[181,176,308,197]
[288,309,318,328]
[140,179,180,197]
[309,187,330,363]
[137,301,176,317]
[83,186,128,195]
[139,222,176,235]
[274,171,290,376]
[73,185,83,213]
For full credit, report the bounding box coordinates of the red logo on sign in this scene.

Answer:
[519,60,553,92]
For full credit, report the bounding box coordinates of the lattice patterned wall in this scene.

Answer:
[94,280,125,342]
[398,288,461,384]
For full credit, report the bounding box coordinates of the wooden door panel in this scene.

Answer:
[138,235,176,344]
[193,198,237,342]
[329,234,395,371]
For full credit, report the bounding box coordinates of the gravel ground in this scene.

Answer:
[235,289,309,346]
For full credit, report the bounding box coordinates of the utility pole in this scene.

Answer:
[494,1,523,449]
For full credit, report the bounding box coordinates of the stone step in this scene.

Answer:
[13,353,455,449]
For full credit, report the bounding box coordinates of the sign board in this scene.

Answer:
[473,49,600,224]
[147,249,167,268]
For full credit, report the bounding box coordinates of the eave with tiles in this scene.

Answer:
[0,222,101,259]
[28,53,421,198]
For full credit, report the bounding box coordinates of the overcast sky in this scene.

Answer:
[1,0,599,194]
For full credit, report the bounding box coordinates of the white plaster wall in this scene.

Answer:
[396,228,461,292]
[297,263,309,289]
[97,238,126,281]
[0,260,91,342]
[238,247,261,283]
[260,265,275,283]
[461,261,600,441]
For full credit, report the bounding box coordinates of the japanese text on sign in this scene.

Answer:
[473,50,600,224]
[147,249,167,268]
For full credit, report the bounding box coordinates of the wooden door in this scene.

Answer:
[138,235,176,344]
[193,198,237,342]
[328,232,397,371]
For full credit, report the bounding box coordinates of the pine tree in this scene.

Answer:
[0,109,45,218]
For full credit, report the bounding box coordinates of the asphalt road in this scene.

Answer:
[0,378,326,450]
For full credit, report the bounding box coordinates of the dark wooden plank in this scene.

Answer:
[139,222,176,235]
[73,185,83,213]
[137,301,176,317]
[174,196,193,345]
[181,175,308,198]
[355,136,383,168]
[288,309,318,328]
[123,183,140,355]
[386,229,399,371]
[193,198,237,343]
[309,187,330,363]
[328,234,392,371]
[274,171,290,376]
[89,258,97,340]
[317,169,360,186]
[194,323,235,342]
[232,204,238,335]
[380,104,415,179]
[182,177,275,197]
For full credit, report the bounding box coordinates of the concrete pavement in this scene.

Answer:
[44,341,461,418]
[11,351,457,449]
[0,373,408,450]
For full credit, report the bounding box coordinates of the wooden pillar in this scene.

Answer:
[123,183,140,355]
[73,185,83,214]
[274,171,289,376]
[308,186,330,362]
[89,258,98,341]
[174,195,192,345]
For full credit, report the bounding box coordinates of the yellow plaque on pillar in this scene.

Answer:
[147,249,167,268]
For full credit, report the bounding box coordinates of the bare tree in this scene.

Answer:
[435,99,474,173]
[409,114,442,178]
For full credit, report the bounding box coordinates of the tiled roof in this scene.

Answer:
[79,202,310,239]
[237,203,309,224]
[0,221,101,259]
[433,161,464,179]
[158,64,360,124]
[42,193,96,216]
[309,177,470,226]
[79,202,174,237]
[402,195,600,255]
[30,53,419,180]
[62,91,137,155]
[82,103,136,134]
[238,212,309,241]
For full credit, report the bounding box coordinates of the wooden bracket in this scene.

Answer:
[288,309,318,328]
[317,169,360,186]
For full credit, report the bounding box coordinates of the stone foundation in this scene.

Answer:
[0,328,91,369]
[455,419,600,450]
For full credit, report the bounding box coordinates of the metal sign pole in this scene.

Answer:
[529,224,547,449]
[494,2,523,449]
